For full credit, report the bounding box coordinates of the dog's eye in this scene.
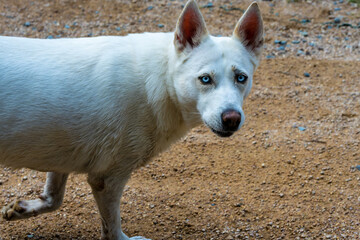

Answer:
[199,75,212,85]
[236,74,248,84]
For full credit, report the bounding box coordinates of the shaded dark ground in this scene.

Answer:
[1,0,359,239]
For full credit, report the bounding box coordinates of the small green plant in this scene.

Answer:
[349,0,360,4]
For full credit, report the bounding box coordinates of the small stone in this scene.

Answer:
[309,42,315,47]
[334,17,341,24]
[297,50,305,55]
[64,24,70,29]
[355,165,360,171]
[304,72,310,78]
[24,21,31,27]
[147,6,154,10]
[299,31,308,37]
[300,19,310,23]
[279,193,284,198]
[27,234,34,238]
[298,126,306,131]
[266,55,275,59]
[115,27,121,31]
[157,24,164,28]
[47,35,54,39]
[202,2,214,8]
[292,40,300,44]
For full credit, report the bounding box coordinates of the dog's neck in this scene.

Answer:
[139,33,201,155]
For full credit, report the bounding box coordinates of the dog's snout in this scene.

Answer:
[221,110,241,131]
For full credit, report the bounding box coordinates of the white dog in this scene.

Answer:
[0,1,263,239]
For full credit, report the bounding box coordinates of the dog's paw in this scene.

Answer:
[2,200,31,221]
[130,237,152,240]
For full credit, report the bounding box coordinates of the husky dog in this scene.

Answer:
[0,1,263,239]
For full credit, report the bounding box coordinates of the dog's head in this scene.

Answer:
[171,0,263,137]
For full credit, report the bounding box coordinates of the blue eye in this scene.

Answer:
[236,74,248,83]
[199,75,212,84]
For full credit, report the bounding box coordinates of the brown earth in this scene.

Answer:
[0,0,359,239]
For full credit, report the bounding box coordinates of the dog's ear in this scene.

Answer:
[174,0,208,53]
[233,2,264,57]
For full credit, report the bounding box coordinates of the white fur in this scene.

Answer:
[0,1,263,239]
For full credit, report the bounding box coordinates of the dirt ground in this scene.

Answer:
[0,0,359,239]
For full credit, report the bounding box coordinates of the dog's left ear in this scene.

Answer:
[233,2,264,58]
[174,0,209,53]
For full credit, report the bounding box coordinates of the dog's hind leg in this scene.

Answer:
[88,173,151,240]
[2,172,68,221]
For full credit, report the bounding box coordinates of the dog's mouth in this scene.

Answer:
[210,128,235,138]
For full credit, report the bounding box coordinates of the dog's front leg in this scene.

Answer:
[88,173,150,240]
[2,172,68,221]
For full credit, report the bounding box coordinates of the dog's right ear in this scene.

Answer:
[174,0,209,53]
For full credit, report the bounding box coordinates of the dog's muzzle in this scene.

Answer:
[210,109,242,138]
[210,128,236,137]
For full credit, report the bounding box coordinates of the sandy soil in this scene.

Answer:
[0,0,359,239]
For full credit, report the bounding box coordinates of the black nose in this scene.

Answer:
[221,110,241,131]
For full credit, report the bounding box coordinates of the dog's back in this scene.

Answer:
[0,34,184,173]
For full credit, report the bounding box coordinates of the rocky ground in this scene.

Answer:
[0,0,359,239]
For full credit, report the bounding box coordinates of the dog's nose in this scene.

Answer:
[221,110,241,131]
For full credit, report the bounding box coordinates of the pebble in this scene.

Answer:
[297,50,305,55]
[147,6,154,10]
[299,31,308,37]
[334,7,341,11]
[202,2,214,8]
[274,40,287,45]
[266,55,275,59]
[24,21,31,27]
[309,42,315,47]
[277,46,285,51]
[300,19,310,24]
[157,24,164,28]
[46,35,54,39]
[64,24,70,29]
[27,234,34,238]
[334,17,341,24]
[356,165,360,171]
[304,72,310,78]
[115,27,121,31]
[292,40,300,44]
[298,126,306,131]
